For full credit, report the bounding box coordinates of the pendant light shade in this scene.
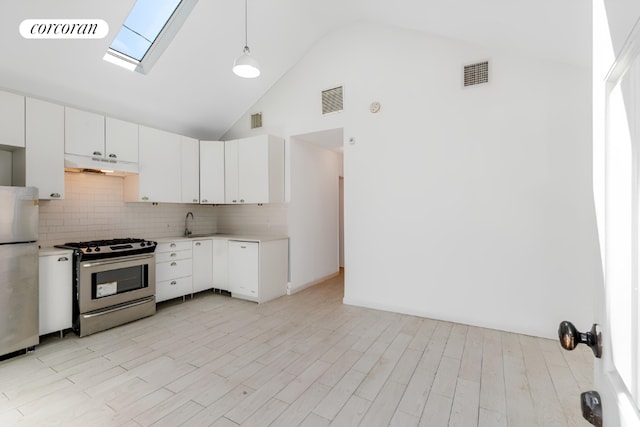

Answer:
[233,46,260,78]
[233,0,260,78]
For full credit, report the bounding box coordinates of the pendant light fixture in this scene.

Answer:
[233,0,260,78]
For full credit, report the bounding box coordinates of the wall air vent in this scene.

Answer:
[322,86,343,115]
[251,112,262,129]
[463,61,489,87]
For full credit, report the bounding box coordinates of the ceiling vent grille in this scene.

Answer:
[463,61,489,87]
[251,112,262,129]
[322,86,343,114]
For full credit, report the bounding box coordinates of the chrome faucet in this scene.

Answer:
[184,212,194,237]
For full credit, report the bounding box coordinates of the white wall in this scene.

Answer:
[288,138,342,292]
[224,22,599,339]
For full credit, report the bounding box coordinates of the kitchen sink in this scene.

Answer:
[187,233,220,238]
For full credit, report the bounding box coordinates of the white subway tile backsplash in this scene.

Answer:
[38,173,218,248]
[38,172,288,248]
[216,203,288,236]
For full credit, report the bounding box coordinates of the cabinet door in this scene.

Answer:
[0,90,25,148]
[228,241,259,300]
[192,239,213,293]
[130,126,182,203]
[65,107,105,157]
[24,98,64,199]
[200,140,225,204]
[238,135,270,203]
[212,239,228,291]
[181,136,200,203]
[39,252,73,335]
[224,135,284,205]
[224,139,240,203]
[105,117,138,163]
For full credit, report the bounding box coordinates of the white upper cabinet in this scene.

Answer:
[199,140,225,204]
[0,90,25,148]
[21,98,65,199]
[64,107,105,157]
[181,136,200,204]
[124,126,181,203]
[105,117,138,163]
[65,109,139,171]
[225,135,284,204]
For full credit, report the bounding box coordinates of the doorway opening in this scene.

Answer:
[288,128,344,294]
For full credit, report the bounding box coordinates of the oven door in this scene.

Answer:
[78,253,155,313]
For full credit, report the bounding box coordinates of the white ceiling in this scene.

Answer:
[1,0,591,140]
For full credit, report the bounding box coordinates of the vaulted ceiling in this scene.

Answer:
[1,0,590,140]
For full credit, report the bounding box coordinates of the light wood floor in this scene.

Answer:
[0,272,593,426]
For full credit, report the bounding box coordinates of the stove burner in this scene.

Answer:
[56,238,157,259]
[63,238,147,248]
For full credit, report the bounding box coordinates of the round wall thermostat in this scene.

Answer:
[369,101,381,113]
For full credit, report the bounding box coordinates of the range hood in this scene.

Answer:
[64,153,138,176]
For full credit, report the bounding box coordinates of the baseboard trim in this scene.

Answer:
[287,271,341,295]
[341,296,555,340]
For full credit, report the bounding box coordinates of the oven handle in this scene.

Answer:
[82,296,155,318]
[81,253,155,268]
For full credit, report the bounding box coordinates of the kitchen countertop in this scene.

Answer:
[39,247,74,256]
[153,234,289,243]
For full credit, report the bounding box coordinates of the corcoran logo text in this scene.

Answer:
[20,19,108,39]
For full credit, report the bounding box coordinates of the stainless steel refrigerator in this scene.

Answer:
[0,186,39,358]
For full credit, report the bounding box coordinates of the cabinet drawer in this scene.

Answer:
[155,249,192,263]
[156,258,192,280]
[157,240,192,253]
[156,276,192,302]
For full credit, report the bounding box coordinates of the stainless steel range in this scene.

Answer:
[56,238,157,337]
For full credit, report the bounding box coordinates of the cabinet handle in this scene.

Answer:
[202,199,208,203]
[195,242,201,246]
[170,243,176,248]
[240,199,245,203]
[141,196,149,201]
[232,199,237,203]
[50,193,61,198]
[93,151,102,156]
[171,262,177,266]
[193,199,199,203]
[57,257,68,262]
[170,280,177,285]
[170,252,177,257]
[240,246,247,249]
[108,153,117,158]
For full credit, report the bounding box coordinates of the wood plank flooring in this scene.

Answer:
[0,271,594,426]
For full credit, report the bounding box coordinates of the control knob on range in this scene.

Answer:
[140,242,146,247]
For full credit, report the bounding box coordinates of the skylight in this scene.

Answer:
[104,0,198,74]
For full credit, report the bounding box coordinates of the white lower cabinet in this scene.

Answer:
[228,238,289,303]
[155,240,193,302]
[154,236,288,305]
[212,239,229,291]
[39,250,73,336]
[192,238,213,293]
[228,241,259,300]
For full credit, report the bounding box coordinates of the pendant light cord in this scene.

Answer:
[244,0,248,49]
